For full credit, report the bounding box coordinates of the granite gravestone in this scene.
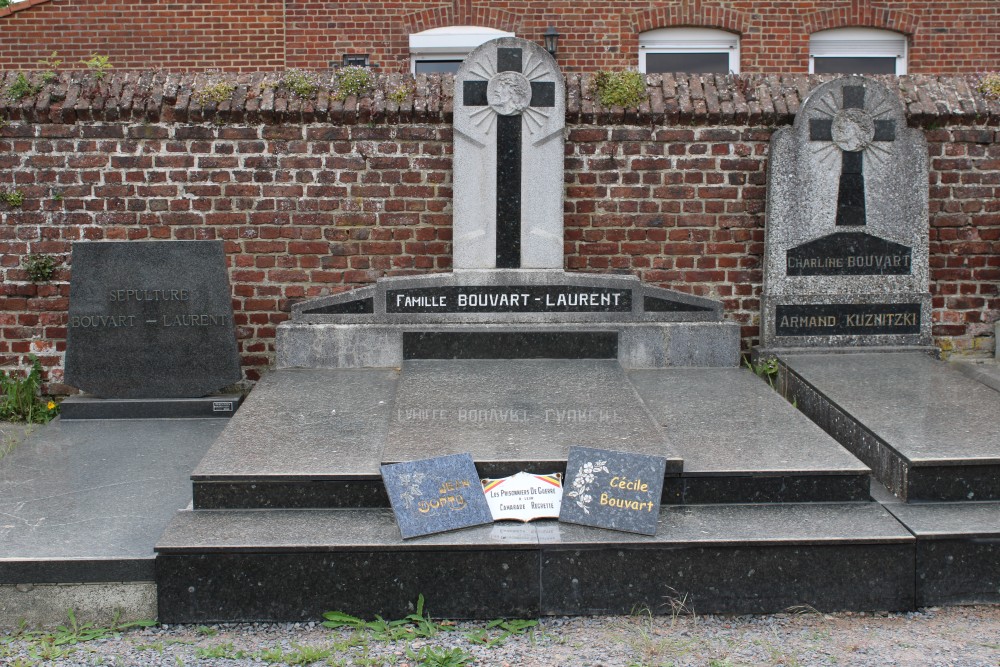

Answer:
[381,453,494,539]
[761,76,931,348]
[558,446,666,536]
[453,36,565,269]
[65,241,242,399]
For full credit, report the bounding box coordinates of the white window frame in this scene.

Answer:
[409,26,515,75]
[638,27,740,74]
[809,28,907,75]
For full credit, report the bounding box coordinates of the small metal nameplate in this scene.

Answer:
[212,401,234,412]
[482,471,563,522]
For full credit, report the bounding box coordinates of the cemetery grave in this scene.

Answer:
[1,40,998,623]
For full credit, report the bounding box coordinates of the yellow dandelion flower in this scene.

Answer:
[47,400,56,410]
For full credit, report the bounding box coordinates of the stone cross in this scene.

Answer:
[807,85,896,227]
[453,38,566,270]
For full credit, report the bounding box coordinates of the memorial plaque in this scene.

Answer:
[482,471,563,522]
[786,232,912,277]
[775,303,921,337]
[64,241,241,399]
[386,286,631,314]
[381,453,493,539]
[558,446,666,536]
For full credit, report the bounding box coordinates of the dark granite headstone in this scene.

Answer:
[381,453,494,539]
[64,241,241,399]
[558,446,666,536]
[761,76,931,348]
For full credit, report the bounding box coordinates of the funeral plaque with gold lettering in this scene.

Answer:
[65,241,241,399]
[558,446,666,536]
[381,453,493,539]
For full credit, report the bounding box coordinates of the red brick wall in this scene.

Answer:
[0,0,285,72]
[1,1,999,74]
[0,71,998,392]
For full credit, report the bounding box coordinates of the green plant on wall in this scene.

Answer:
[283,69,319,99]
[977,72,1000,99]
[7,72,41,102]
[0,355,59,424]
[592,69,648,108]
[0,189,25,207]
[22,254,58,282]
[38,52,62,84]
[332,65,374,101]
[80,54,112,81]
[194,81,236,105]
[387,80,414,105]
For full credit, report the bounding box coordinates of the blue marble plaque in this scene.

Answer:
[381,453,493,539]
[558,446,666,536]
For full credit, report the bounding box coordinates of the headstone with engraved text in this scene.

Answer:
[760,76,931,348]
[64,241,242,399]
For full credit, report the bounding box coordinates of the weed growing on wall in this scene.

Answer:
[6,72,41,101]
[81,54,112,81]
[283,69,319,98]
[592,69,647,107]
[388,80,415,105]
[194,80,237,105]
[0,189,24,207]
[977,72,1000,99]
[333,65,374,101]
[38,52,62,84]
[22,254,58,282]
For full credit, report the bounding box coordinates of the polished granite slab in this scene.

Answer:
[191,368,398,508]
[631,367,870,502]
[779,351,1000,500]
[155,502,913,620]
[384,360,680,478]
[0,418,224,583]
[880,500,1000,606]
[952,360,1000,394]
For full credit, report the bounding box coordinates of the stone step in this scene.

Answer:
[154,502,913,622]
[775,351,1000,501]
[871,483,1000,607]
[192,363,871,509]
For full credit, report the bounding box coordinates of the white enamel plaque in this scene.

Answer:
[482,471,563,522]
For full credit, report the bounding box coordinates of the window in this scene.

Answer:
[639,27,740,74]
[810,28,907,75]
[341,54,370,68]
[409,26,515,75]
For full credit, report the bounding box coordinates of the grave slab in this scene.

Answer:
[59,394,243,420]
[630,367,871,503]
[191,368,399,509]
[384,360,681,479]
[777,351,1000,501]
[64,240,241,399]
[154,502,914,620]
[0,418,223,584]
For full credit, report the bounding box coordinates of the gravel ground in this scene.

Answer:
[2,605,999,666]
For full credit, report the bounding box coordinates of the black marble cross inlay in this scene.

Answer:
[462,47,556,268]
[808,86,896,226]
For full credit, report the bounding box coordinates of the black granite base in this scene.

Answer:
[193,480,390,510]
[402,331,617,359]
[540,543,914,615]
[680,474,871,504]
[916,540,1000,606]
[60,394,243,420]
[156,551,540,622]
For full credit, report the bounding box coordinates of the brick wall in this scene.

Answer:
[1,1,999,74]
[1,71,998,392]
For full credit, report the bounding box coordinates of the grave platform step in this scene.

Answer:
[775,350,1000,502]
[154,501,913,622]
[192,363,871,509]
[870,484,1000,607]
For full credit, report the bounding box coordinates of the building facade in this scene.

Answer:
[0,0,997,74]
